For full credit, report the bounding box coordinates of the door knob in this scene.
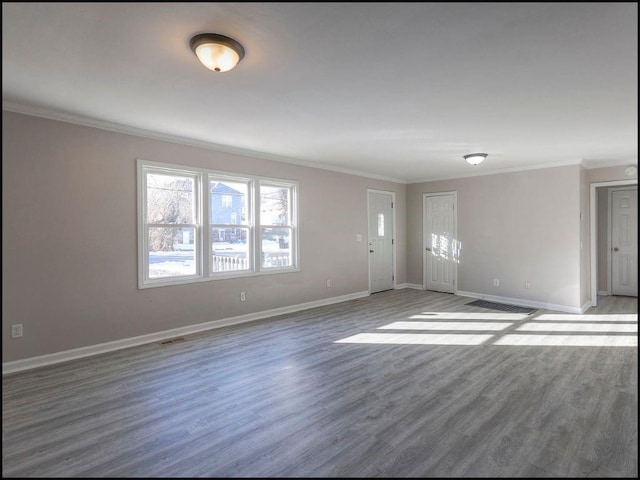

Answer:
[425,247,431,252]
[369,249,374,253]
[613,247,619,252]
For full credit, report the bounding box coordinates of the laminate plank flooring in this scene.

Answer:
[2,290,637,477]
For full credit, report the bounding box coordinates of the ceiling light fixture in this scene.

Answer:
[464,153,488,166]
[190,33,245,72]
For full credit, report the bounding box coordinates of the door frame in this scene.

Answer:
[608,186,638,296]
[423,191,458,293]
[590,179,637,306]
[367,189,396,294]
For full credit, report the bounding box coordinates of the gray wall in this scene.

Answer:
[588,165,638,184]
[2,111,407,362]
[3,109,636,365]
[407,166,583,310]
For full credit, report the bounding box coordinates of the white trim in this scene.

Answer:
[258,179,300,273]
[410,159,584,184]
[396,283,424,290]
[2,101,406,184]
[137,159,301,289]
[590,179,637,307]
[580,300,593,314]
[583,159,639,170]
[423,191,458,294]
[597,290,610,296]
[456,290,586,315]
[367,189,397,294]
[409,159,638,184]
[138,161,204,288]
[607,187,614,295]
[2,290,370,375]
[5,102,634,186]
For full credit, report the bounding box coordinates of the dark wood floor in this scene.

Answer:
[2,290,637,477]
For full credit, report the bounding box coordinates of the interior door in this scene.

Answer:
[424,193,457,293]
[368,191,394,293]
[611,188,638,296]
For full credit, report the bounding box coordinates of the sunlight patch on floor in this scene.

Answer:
[493,334,637,347]
[412,312,529,320]
[335,312,638,347]
[335,333,492,345]
[535,314,638,322]
[517,322,637,333]
[380,321,513,331]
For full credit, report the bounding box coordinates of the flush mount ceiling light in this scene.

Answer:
[464,153,488,166]
[190,33,245,72]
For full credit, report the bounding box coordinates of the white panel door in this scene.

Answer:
[611,189,638,296]
[368,191,394,293]
[424,193,457,293]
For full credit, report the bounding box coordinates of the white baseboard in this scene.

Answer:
[2,290,369,376]
[396,283,423,290]
[456,290,585,314]
[580,300,593,314]
[597,291,610,296]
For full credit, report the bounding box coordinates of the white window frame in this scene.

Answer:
[137,161,203,288]
[209,173,254,277]
[137,159,299,289]
[258,179,300,273]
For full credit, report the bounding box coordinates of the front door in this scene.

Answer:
[424,193,457,293]
[611,188,638,296]
[368,191,394,293]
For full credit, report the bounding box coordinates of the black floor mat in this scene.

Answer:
[467,299,537,314]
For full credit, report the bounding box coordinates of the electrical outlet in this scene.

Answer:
[493,279,500,287]
[11,324,23,338]
[326,279,331,288]
[240,292,246,302]
[525,281,531,289]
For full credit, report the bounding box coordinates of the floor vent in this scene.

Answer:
[158,337,187,346]
[466,299,537,314]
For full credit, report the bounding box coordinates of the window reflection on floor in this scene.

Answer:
[335,312,638,347]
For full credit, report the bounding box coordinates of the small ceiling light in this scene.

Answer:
[190,33,245,72]
[464,153,488,166]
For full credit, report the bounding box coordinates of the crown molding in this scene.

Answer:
[2,101,408,184]
[408,159,585,184]
[580,158,638,169]
[408,156,638,184]
[5,101,633,186]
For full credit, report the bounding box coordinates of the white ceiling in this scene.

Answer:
[2,2,637,183]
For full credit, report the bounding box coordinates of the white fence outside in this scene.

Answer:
[212,252,291,271]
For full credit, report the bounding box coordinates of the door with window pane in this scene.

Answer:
[368,191,394,293]
[424,193,457,293]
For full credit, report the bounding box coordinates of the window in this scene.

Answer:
[141,167,201,284]
[260,182,296,269]
[138,160,298,288]
[210,176,251,274]
[221,194,233,208]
